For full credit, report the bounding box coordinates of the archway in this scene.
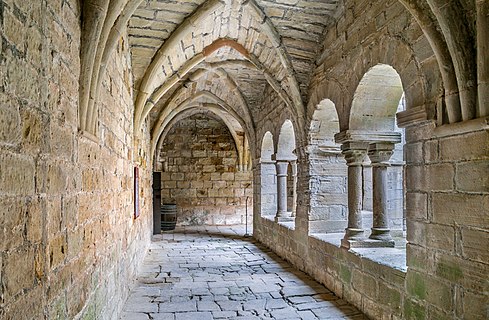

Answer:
[307,99,347,234]
[259,132,277,218]
[277,120,296,159]
[350,64,404,131]
[275,120,297,225]
[347,63,406,245]
[155,111,253,226]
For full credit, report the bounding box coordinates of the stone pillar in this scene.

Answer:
[291,160,298,217]
[368,142,396,247]
[341,142,368,248]
[275,160,291,222]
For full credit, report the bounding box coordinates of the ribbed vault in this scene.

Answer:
[79,0,488,148]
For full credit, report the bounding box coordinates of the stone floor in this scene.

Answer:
[120,225,367,320]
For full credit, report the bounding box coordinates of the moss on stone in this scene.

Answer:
[404,299,426,320]
[436,260,463,282]
[340,264,352,283]
[407,272,427,300]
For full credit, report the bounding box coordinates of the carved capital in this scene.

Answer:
[368,142,395,166]
[342,148,368,166]
[275,161,289,175]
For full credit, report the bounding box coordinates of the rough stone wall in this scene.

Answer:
[158,113,252,225]
[0,1,152,319]
[404,120,489,319]
[308,152,348,234]
[259,162,277,217]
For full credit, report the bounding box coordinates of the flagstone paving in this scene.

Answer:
[120,226,366,320]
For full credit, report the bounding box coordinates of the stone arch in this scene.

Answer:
[309,99,341,152]
[154,105,247,172]
[307,99,348,234]
[135,38,300,135]
[261,132,274,163]
[148,66,255,144]
[259,132,277,218]
[150,91,250,160]
[308,79,349,132]
[133,0,305,136]
[345,63,407,241]
[154,109,253,226]
[349,64,404,132]
[277,120,296,160]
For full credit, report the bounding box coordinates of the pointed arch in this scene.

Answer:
[154,105,247,172]
[150,91,250,159]
[133,0,305,136]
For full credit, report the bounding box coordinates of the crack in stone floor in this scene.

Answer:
[121,226,367,320]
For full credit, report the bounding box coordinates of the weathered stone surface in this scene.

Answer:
[121,226,364,320]
[158,114,252,226]
[1,0,487,320]
[0,2,153,319]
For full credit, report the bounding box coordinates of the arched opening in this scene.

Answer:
[275,120,297,226]
[260,132,277,218]
[350,64,404,131]
[277,120,296,159]
[307,99,347,234]
[345,63,406,247]
[155,111,253,226]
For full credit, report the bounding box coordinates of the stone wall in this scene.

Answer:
[0,1,152,319]
[158,113,252,225]
[404,120,489,319]
[253,0,488,319]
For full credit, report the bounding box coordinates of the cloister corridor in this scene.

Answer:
[0,0,487,319]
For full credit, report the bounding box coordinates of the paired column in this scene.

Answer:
[368,142,395,247]
[341,142,368,248]
[275,160,292,222]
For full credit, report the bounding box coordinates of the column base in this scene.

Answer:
[369,228,394,243]
[341,228,365,249]
[341,238,395,248]
[275,214,294,223]
[341,228,395,248]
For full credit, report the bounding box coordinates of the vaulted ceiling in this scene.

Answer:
[80,0,487,154]
[125,0,342,153]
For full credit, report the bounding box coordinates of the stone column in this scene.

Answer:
[291,160,298,217]
[275,160,291,222]
[341,142,368,248]
[368,142,395,247]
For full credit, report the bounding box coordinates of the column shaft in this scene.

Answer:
[347,164,364,230]
[368,143,395,246]
[275,161,291,222]
[340,143,368,248]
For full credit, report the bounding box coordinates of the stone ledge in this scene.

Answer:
[335,130,402,144]
[309,232,407,272]
[261,215,275,222]
[277,220,296,231]
[433,116,489,138]
[396,105,435,128]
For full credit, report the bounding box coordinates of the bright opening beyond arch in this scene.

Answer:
[350,64,404,131]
